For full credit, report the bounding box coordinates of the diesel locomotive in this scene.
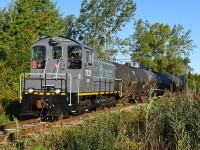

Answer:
[19,36,186,118]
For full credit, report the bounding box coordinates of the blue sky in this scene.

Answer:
[1,0,199,74]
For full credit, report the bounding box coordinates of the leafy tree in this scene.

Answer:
[70,0,136,61]
[188,72,200,90]
[124,19,195,75]
[0,62,18,103]
[64,15,77,38]
[0,0,64,108]
[2,0,64,72]
[0,9,10,62]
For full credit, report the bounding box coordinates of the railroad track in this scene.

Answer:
[0,102,146,143]
[0,118,44,142]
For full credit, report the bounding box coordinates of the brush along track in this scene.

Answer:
[0,102,146,143]
[0,118,43,142]
[55,103,145,128]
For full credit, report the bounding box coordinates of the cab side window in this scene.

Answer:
[32,46,46,69]
[67,45,82,69]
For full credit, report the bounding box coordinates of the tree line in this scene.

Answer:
[0,0,197,115]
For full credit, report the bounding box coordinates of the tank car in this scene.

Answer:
[114,63,156,101]
[114,63,186,101]
[154,73,186,93]
[20,36,122,118]
[168,75,186,92]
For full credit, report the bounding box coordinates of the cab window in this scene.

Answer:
[67,45,82,69]
[31,46,46,69]
[53,46,62,59]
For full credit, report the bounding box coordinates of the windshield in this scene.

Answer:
[53,46,62,59]
[31,46,46,69]
[67,45,82,69]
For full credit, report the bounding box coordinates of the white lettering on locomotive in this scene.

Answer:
[85,69,92,76]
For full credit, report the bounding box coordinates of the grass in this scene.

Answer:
[0,91,200,150]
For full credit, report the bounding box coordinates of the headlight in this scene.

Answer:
[55,89,61,94]
[28,88,34,94]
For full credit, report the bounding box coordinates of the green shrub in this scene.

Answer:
[0,104,10,125]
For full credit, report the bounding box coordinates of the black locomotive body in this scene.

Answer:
[19,36,186,118]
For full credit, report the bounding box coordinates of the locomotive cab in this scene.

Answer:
[20,36,85,118]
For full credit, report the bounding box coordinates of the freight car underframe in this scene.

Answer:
[19,73,122,118]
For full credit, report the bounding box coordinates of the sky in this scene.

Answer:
[0,0,200,74]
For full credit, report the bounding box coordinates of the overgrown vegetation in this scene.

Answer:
[0,1,199,148]
[1,92,199,149]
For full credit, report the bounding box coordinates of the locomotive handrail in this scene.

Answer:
[24,73,67,78]
[92,76,122,82]
[115,79,123,97]
[92,76,115,94]
[92,76,122,96]
[19,73,25,103]
[21,72,70,94]
[55,57,62,78]
[77,74,81,103]
[92,76,116,80]
[68,74,72,106]
[114,78,122,81]
[43,57,50,78]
